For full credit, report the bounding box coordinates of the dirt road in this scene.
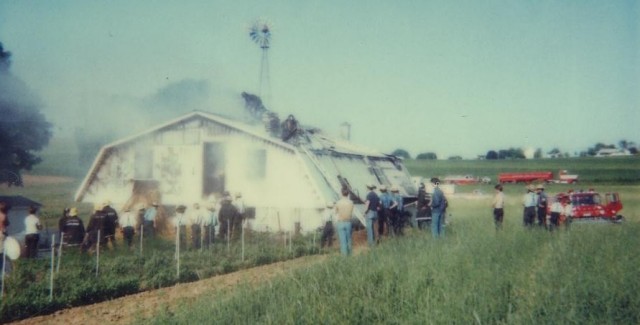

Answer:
[11,255,327,325]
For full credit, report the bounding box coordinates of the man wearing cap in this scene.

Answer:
[119,207,136,248]
[549,196,564,232]
[102,201,119,249]
[320,202,335,249]
[61,207,85,245]
[364,184,380,246]
[172,205,188,248]
[143,202,158,238]
[203,203,217,249]
[522,185,537,227]
[335,188,354,256]
[390,186,405,236]
[430,178,446,238]
[189,203,205,250]
[378,185,392,238]
[491,185,505,230]
[218,194,239,241]
[232,193,245,240]
[415,182,430,229]
[536,184,548,229]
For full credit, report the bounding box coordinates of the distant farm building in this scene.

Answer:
[595,148,631,157]
[75,111,417,232]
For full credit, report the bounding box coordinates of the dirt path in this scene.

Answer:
[11,255,328,325]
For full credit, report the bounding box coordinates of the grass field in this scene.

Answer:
[1,140,639,323]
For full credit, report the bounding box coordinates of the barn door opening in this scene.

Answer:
[203,143,225,196]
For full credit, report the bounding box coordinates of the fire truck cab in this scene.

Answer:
[550,190,624,224]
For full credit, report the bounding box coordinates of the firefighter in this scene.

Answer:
[61,207,85,246]
[102,200,119,249]
[83,203,106,253]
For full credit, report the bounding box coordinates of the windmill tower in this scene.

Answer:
[249,20,272,106]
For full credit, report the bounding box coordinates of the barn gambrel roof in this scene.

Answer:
[75,110,417,215]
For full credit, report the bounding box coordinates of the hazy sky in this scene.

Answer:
[1,1,638,158]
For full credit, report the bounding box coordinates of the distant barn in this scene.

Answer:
[75,111,417,232]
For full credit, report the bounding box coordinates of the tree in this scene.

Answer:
[0,42,52,186]
[448,155,462,160]
[416,152,437,160]
[533,148,543,159]
[485,150,498,160]
[391,149,411,159]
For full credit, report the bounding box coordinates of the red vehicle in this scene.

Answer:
[442,175,491,185]
[498,171,553,184]
[498,170,578,184]
[548,190,624,224]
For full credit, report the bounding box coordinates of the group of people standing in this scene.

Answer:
[0,203,43,261]
[492,183,568,230]
[321,178,447,256]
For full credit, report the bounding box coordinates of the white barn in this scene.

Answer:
[75,111,417,232]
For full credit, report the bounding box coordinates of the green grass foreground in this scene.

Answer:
[152,222,640,324]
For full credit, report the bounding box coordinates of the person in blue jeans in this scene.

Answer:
[335,189,354,256]
[430,178,446,238]
[364,184,380,246]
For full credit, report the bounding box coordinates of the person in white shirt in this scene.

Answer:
[232,193,245,239]
[119,208,137,248]
[522,185,537,228]
[203,203,218,249]
[172,205,187,248]
[492,184,505,230]
[549,196,564,231]
[189,203,205,250]
[24,206,43,258]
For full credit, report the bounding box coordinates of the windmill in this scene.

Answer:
[249,19,272,105]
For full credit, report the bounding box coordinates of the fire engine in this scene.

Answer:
[548,189,624,224]
[498,170,578,184]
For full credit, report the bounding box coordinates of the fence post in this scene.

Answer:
[1,245,6,299]
[241,222,245,261]
[96,230,100,277]
[49,234,55,302]
[139,224,144,256]
[176,224,181,279]
[56,233,63,273]
[226,219,230,253]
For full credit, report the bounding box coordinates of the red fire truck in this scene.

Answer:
[498,170,578,184]
[548,190,624,224]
